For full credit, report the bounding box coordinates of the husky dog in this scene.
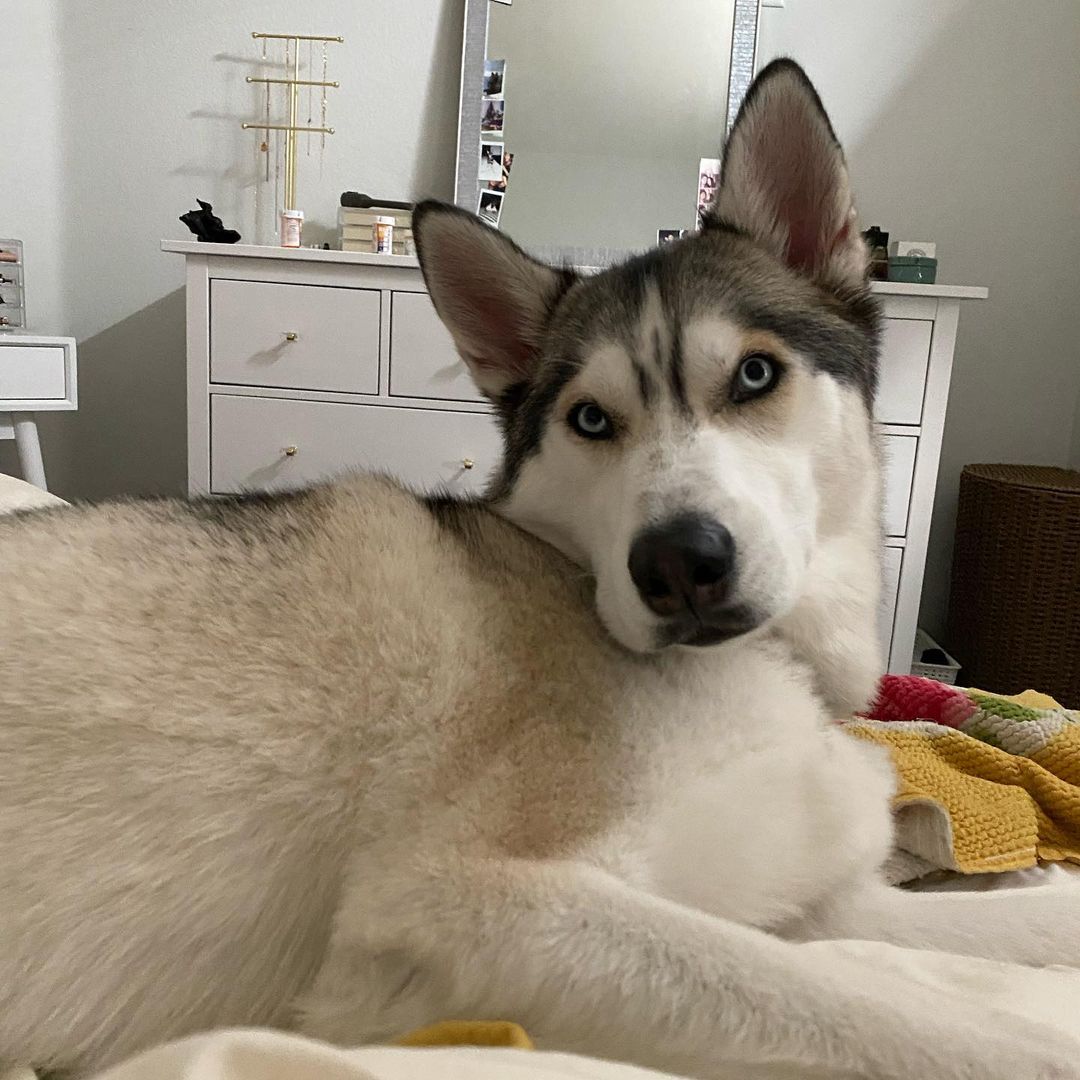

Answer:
[0,60,1077,1080]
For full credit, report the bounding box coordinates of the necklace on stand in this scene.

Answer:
[306,40,315,158]
[241,31,343,235]
[319,41,329,176]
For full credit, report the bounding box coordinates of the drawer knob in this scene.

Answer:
[283,331,299,342]
[462,458,475,470]
[283,445,299,457]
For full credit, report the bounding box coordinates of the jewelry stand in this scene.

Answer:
[243,32,343,228]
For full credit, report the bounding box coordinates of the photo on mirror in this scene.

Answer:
[696,157,721,228]
[483,59,506,99]
[657,229,690,245]
[479,141,505,182]
[487,150,514,192]
[481,98,505,136]
[477,189,505,228]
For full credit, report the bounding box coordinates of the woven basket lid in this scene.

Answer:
[963,464,1080,495]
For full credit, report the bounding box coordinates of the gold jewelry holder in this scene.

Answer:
[242,32,343,212]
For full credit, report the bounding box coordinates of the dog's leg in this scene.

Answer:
[299,856,1079,1079]
[799,876,1080,969]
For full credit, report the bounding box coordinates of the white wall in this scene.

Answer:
[0,0,463,500]
[496,149,701,253]
[0,0,66,478]
[0,0,65,332]
[488,0,732,251]
[760,0,1080,641]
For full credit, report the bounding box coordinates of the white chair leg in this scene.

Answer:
[12,413,47,491]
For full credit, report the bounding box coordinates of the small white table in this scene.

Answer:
[0,333,78,491]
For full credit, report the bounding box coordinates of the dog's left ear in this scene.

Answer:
[413,201,576,399]
[704,59,867,290]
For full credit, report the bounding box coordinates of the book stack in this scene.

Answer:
[339,205,414,255]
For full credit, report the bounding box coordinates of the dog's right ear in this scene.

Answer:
[413,202,576,399]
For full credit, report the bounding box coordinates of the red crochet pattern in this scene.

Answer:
[863,675,977,729]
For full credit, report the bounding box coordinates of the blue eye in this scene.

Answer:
[568,402,614,440]
[732,353,780,402]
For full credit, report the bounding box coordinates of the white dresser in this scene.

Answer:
[164,240,985,674]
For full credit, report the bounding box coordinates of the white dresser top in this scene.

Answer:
[160,240,987,299]
[161,240,420,270]
[871,281,987,300]
[0,332,78,346]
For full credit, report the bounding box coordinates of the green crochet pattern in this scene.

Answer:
[965,690,1041,723]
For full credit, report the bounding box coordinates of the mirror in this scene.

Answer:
[455,0,759,264]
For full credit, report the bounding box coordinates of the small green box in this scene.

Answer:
[887,255,938,284]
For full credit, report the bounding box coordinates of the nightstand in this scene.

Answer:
[0,334,78,491]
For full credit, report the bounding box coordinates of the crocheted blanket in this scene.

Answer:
[844,676,1080,874]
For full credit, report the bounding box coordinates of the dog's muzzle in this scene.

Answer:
[628,514,759,647]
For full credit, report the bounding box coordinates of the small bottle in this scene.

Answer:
[280,209,304,248]
[374,215,395,255]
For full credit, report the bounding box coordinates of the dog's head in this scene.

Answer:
[415,60,881,654]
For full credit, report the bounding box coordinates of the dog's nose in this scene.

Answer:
[628,515,735,618]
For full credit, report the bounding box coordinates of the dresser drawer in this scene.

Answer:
[0,344,67,400]
[881,434,917,537]
[211,394,501,496]
[210,280,380,394]
[389,291,484,402]
[875,318,931,425]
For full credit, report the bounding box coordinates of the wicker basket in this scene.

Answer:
[946,464,1080,704]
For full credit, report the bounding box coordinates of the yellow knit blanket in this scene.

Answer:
[396,1020,534,1049]
[844,679,1080,873]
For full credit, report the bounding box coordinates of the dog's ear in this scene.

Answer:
[704,59,867,290]
[413,201,576,398]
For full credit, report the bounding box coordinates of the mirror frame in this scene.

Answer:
[453,0,761,268]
